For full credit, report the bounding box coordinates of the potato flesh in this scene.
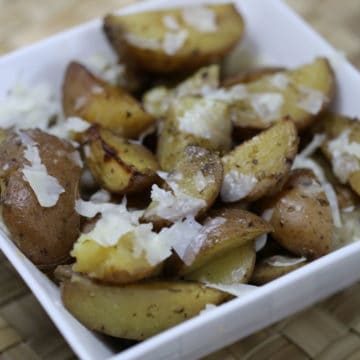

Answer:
[230,57,334,130]
[63,62,154,138]
[185,242,256,284]
[61,276,231,340]
[103,4,244,73]
[221,119,298,202]
[83,127,159,194]
[71,233,159,284]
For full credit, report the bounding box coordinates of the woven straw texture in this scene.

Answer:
[0,0,359,359]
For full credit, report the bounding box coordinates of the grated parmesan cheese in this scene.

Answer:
[250,92,283,124]
[177,98,231,149]
[204,282,257,297]
[194,170,213,192]
[0,82,59,131]
[254,234,267,252]
[163,30,188,56]
[220,170,258,202]
[82,53,125,85]
[20,132,65,207]
[162,15,180,31]
[296,86,326,114]
[199,303,217,315]
[268,73,290,90]
[182,6,217,32]
[327,130,360,183]
[265,255,306,267]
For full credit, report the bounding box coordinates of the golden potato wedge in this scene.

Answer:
[71,232,161,284]
[61,275,231,340]
[222,66,284,87]
[0,129,81,268]
[143,64,220,118]
[167,207,272,275]
[229,57,334,131]
[185,242,255,284]
[103,4,244,74]
[63,62,154,138]
[83,126,159,194]
[260,169,333,259]
[143,146,223,227]
[313,112,360,196]
[157,96,232,171]
[221,119,298,202]
[251,255,307,285]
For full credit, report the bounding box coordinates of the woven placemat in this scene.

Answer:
[0,1,359,359]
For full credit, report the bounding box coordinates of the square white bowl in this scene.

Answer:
[1,0,360,359]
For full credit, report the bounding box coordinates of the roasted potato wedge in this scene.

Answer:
[167,207,272,275]
[221,119,298,202]
[259,169,333,259]
[229,57,334,131]
[143,146,223,227]
[0,129,81,268]
[63,62,154,138]
[71,232,161,284]
[61,275,231,340]
[251,255,307,285]
[185,242,255,284]
[313,112,360,196]
[157,96,232,171]
[222,66,284,87]
[103,4,244,74]
[143,64,220,118]
[83,126,159,194]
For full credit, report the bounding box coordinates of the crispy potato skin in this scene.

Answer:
[83,126,159,194]
[251,257,306,285]
[143,146,223,227]
[157,96,232,171]
[313,112,360,196]
[222,66,284,87]
[221,119,299,202]
[62,62,154,138]
[261,169,333,259]
[167,207,272,275]
[103,4,244,74]
[185,242,256,284]
[230,58,334,131]
[0,129,81,268]
[61,276,231,340]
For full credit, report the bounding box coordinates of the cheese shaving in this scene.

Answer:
[20,132,65,207]
[255,234,267,252]
[265,255,306,267]
[199,303,217,315]
[220,170,258,202]
[162,15,180,31]
[163,30,188,56]
[182,6,217,32]
[268,73,290,90]
[297,86,326,114]
[250,93,283,124]
[204,282,257,297]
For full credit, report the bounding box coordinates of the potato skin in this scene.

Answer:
[103,4,244,74]
[167,207,272,276]
[61,276,231,340]
[262,169,333,259]
[221,119,299,202]
[0,129,81,268]
[83,126,159,194]
[63,62,154,138]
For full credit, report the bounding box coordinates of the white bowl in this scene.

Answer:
[1,1,360,359]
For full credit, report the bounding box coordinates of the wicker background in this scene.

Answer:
[0,0,359,359]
